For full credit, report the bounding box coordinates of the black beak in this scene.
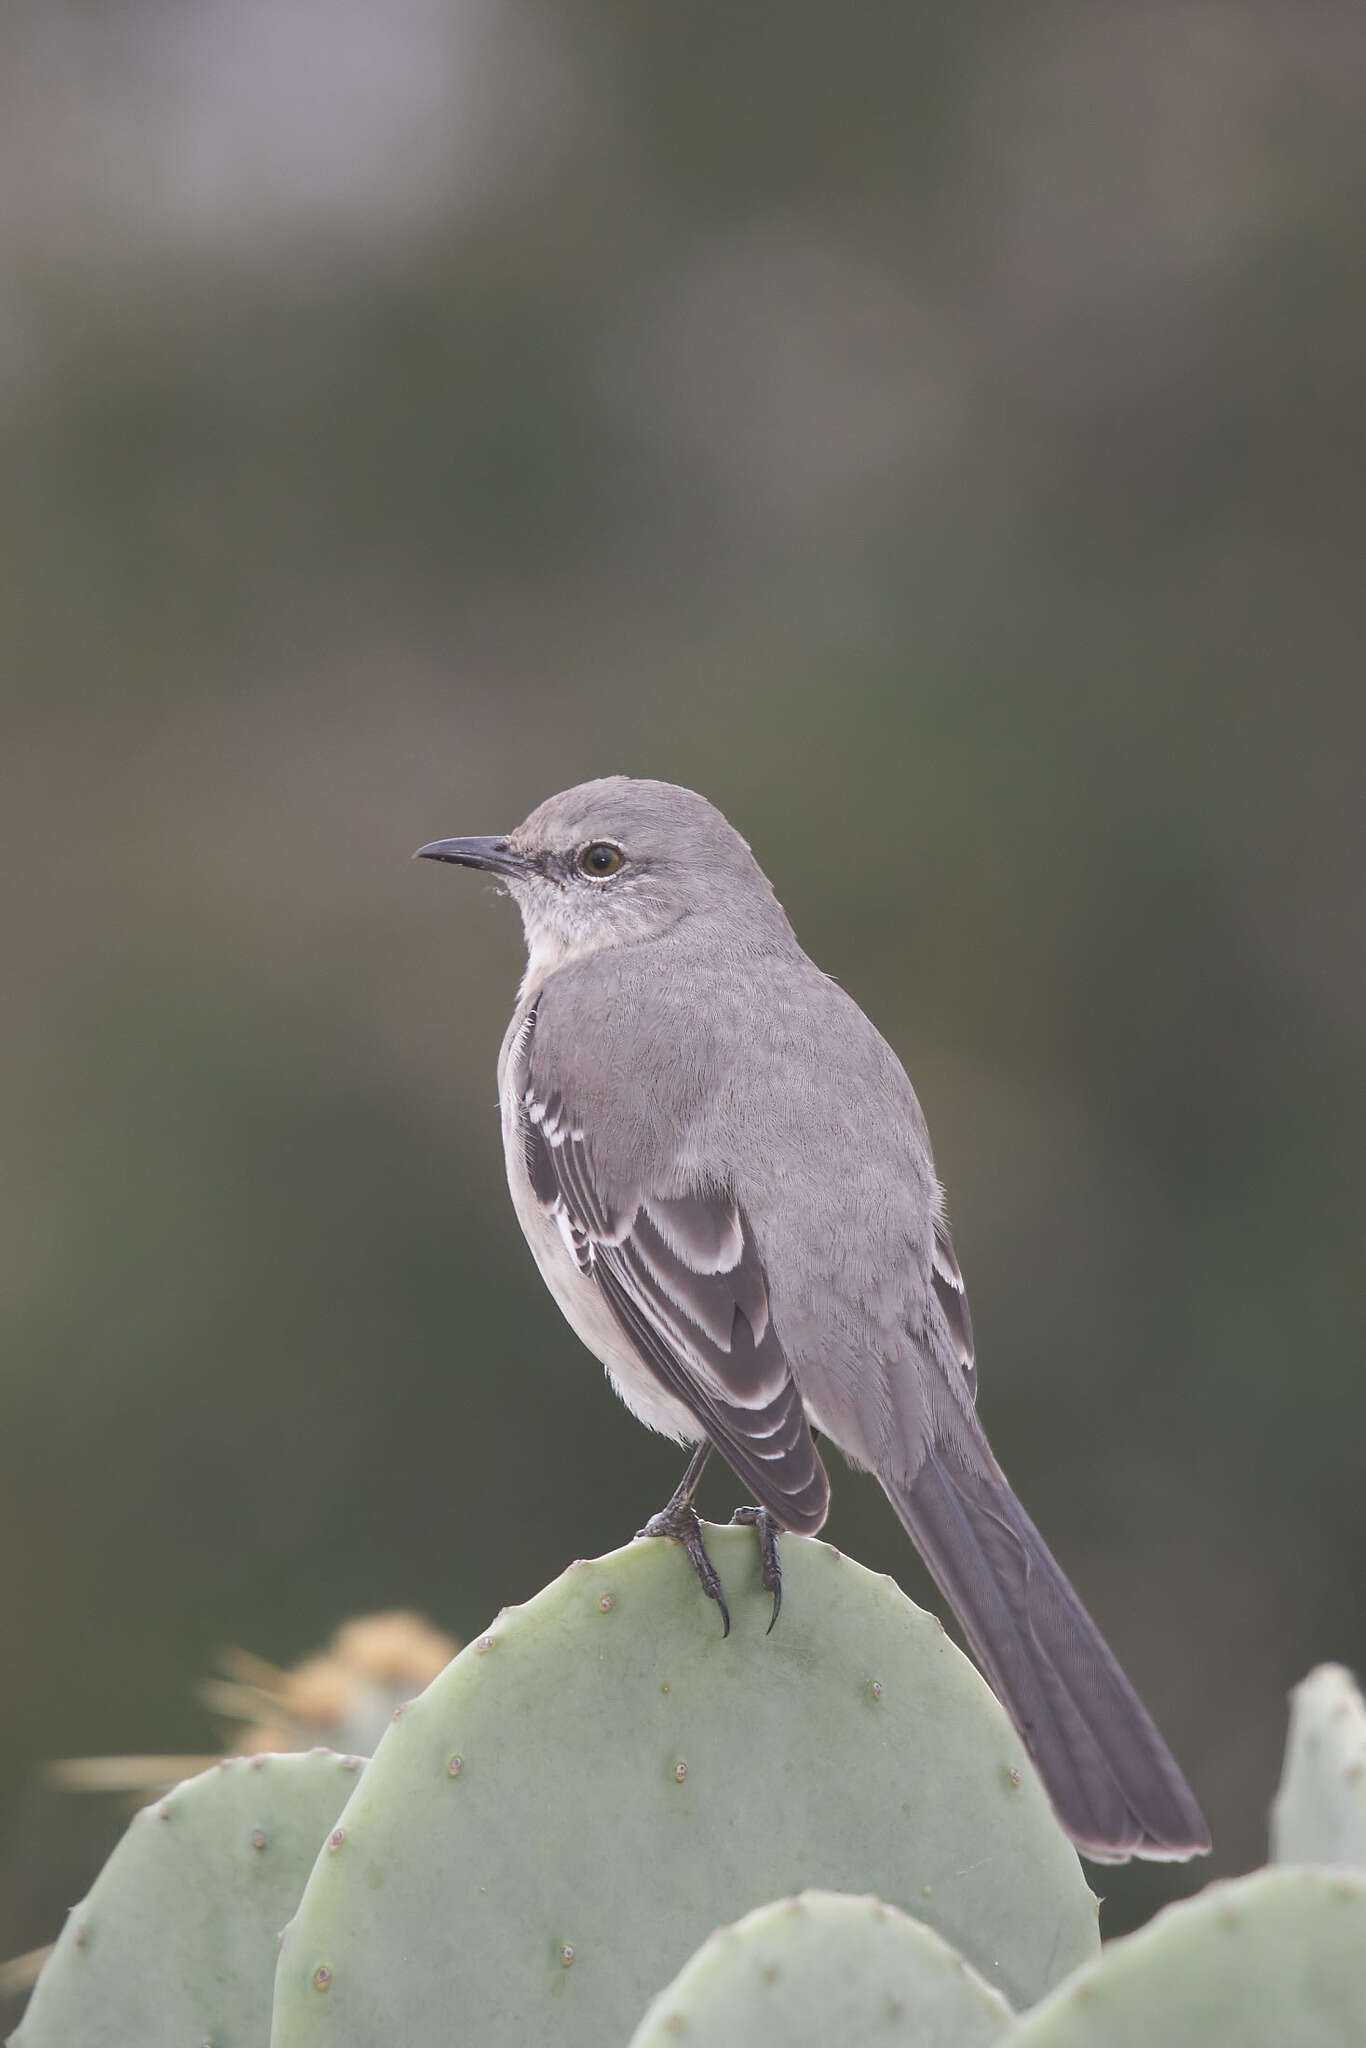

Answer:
[413,835,526,877]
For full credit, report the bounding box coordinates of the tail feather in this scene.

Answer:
[886,1444,1209,1863]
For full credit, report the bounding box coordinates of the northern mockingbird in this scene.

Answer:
[417,775,1209,1865]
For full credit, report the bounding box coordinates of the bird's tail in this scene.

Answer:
[883,1440,1210,1863]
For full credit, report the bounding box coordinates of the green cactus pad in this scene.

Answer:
[14,1749,358,2048]
[1009,1865,1366,2047]
[627,1888,1015,2047]
[270,1529,1097,2047]
[1270,1663,1366,1869]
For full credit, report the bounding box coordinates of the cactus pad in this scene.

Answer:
[14,1749,358,2047]
[1270,1663,1366,1869]
[627,1888,1015,2046]
[271,1528,1097,2046]
[1009,1865,1366,2047]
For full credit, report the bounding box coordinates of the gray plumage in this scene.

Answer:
[416,775,1209,1865]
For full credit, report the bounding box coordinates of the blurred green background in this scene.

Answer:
[3,0,1363,1988]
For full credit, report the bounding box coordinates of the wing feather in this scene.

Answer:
[932,1215,977,1402]
[514,1006,829,1533]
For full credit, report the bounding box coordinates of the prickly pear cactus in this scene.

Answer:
[1270,1663,1366,1869]
[271,1529,1098,2047]
[1009,1866,1366,2047]
[14,1749,359,2048]
[627,1888,1015,2047]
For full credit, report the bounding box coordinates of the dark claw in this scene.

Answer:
[730,1504,783,1631]
[637,1502,731,1636]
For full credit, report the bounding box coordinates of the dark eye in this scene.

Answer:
[577,841,624,877]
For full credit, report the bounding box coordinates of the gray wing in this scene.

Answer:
[514,1014,829,1533]
[931,1215,977,1403]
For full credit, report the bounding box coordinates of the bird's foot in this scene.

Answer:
[636,1501,731,1637]
[730,1504,782,1631]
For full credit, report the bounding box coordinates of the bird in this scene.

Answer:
[415,774,1210,1865]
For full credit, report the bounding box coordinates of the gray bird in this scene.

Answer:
[416,775,1209,1865]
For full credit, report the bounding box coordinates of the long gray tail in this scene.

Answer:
[884,1442,1209,1863]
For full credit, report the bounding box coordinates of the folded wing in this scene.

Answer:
[514,1013,828,1533]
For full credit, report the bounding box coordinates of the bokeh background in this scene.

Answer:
[3,0,1364,1993]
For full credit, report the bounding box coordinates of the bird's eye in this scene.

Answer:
[577,841,624,878]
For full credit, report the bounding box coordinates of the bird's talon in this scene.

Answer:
[730,1503,783,1629]
[638,1496,731,1633]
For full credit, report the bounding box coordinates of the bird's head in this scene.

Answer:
[415,775,789,981]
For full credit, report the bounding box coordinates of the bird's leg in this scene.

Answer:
[729,1504,783,1632]
[635,1442,731,1636]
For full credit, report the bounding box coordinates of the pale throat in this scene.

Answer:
[510,877,684,1002]
[514,896,610,1001]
